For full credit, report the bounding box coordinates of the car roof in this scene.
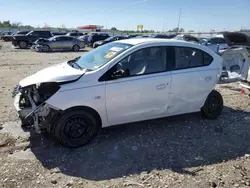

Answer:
[116,38,191,45]
[115,38,214,52]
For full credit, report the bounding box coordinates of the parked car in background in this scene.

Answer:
[201,32,250,53]
[87,33,110,47]
[32,36,85,52]
[52,32,67,36]
[78,34,89,43]
[0,31,13,40]
[12,30,53,49]
[13,38,249,148]
[66,32,84,38]
[1,30,30,42]
[200,37,228,52]
[93,36,128,48]
[150,34,177,39]
[136,35,150,38]
[125,34,139,38]
[174,34,200,43]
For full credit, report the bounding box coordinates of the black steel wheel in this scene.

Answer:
[53,110,99,148]
[201,90,223,119]
[42,45,50,52]
[72,45,80,52]
[18,41,28,49]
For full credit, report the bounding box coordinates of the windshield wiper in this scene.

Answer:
[68,56,82,70]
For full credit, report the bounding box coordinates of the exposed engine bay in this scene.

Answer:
[12,82,61,133]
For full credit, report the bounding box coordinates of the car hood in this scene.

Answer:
[19,61,85,87]
[223,32,250,46]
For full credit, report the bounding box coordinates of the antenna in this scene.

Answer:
[177,8,182,32]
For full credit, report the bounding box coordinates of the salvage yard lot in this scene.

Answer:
[0,40,250,188]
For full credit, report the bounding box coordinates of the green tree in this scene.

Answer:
[111,27,117,31]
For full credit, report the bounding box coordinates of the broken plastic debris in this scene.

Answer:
[114,145,119,150]
[131,146,137,151]
[244,117,250,121]
[241,89,246,94]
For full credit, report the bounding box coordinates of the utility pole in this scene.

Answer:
[177,8,182,32]
[163,19,165,32]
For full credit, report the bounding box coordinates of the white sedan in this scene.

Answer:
[12,38,249,148]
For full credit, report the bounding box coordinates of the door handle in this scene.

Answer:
[156,84,166,90]
[204,76,212,81]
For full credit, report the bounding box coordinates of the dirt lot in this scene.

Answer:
[0,40,250,188]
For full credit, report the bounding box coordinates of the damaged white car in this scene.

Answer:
[12,38,250,148]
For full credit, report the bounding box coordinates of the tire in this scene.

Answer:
[42,45,50,52]
[18,41,28,49]
[53,110,99,148]
[201,90,223,119]
[72,45,80,52]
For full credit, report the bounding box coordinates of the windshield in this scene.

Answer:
[48,36,56,41]
[199,38,209,43]
[71,42,133,70]
[104,37,114,41]
[25,31,33,36]
[174,35,184,40]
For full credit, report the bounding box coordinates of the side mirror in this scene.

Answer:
[111,69,130,79]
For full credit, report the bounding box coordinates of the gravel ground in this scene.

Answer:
[0,40,250,188]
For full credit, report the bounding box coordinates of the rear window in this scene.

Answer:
[174,47,214,69]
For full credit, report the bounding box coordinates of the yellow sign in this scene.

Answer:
[137,25,143,30]
[105,51,117,59]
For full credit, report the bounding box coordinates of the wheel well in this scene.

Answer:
[47,106,102,133]
[63,106,102,129]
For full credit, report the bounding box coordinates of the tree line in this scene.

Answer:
[0,20,34,29]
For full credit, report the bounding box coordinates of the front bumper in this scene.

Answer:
[13,92,34,126]
[12,41,18,46]
[31,45,44,52]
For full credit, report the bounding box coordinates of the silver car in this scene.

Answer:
[33,36,85,52]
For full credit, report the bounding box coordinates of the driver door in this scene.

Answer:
[103,46,172,125]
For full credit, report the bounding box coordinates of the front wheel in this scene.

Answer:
[201,90,223,119]
[53,110,99,148]
[72,45,80,52]
[42,45,50,52]
[18,41,28,49]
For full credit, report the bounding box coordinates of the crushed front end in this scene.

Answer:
[12,82,61,133]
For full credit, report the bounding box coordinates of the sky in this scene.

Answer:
[0,0,250,31]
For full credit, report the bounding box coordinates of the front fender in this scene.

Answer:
[46,84,108,127]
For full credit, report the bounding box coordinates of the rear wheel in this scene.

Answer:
[42,45,50,52]
[53,110,99,148]
[18,41,28,49]
[201,90,223,119]
[72,45,80,52]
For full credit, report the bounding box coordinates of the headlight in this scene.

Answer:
[35,82,60,104]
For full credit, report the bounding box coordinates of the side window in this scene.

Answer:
[208,38,218,44]
[175,47,203,69]
[112,47,166,77]
[70,33,78,37]
[29,32,39,36]
[217,38,226,44]
[204,52,213,65]
[55,37,62,41]
[61,37,73,41]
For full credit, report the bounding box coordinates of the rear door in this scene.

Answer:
[64,37,74,49]
[219,47,250,83]
[50,37,63,50]
[168,46,219,116]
